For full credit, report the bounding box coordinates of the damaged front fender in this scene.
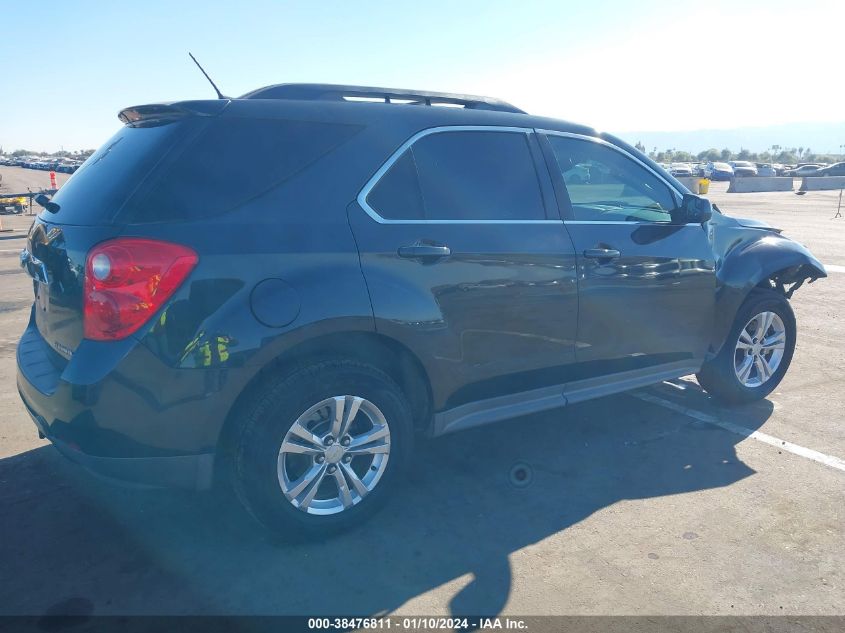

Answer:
[710,217,826,355]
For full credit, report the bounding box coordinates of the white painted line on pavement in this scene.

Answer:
[633,391,845,474]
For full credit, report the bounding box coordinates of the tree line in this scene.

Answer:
[0,148,96,160]
[633,142,840,165]
[3,144,840,167]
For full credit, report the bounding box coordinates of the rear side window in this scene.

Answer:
[366,151,424,221]
[130,118,363,222]
[367,130,546,221]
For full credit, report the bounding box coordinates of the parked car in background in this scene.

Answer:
[0,156,81,172]
[730,161,758,177]
[814,162,845,177]
[670,163,693,177]
[785,164,822,177]
[755,163,776,177]
[708,162,734,180]
[55,161,82,174]
[694,163,710,177]
[16,83,828,536]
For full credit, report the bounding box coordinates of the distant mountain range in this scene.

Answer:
[617,121,845,155]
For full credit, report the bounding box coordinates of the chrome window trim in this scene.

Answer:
[357,125,561,225]
[536,129,684,198]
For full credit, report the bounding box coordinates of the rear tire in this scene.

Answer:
[697,289,796,405]
[232,359,413,539]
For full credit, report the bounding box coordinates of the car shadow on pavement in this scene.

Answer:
[0,385,772,618]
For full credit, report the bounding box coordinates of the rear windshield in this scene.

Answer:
[46,122,191,225]
[46,116,362,225]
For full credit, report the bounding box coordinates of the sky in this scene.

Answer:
[1,0,843,152]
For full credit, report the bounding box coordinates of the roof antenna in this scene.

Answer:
[188,52,227,99]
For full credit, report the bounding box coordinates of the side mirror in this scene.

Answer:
[681,193,712,224]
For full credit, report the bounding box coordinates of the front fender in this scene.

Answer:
[712,231,826,354]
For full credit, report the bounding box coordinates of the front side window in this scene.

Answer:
[367,130,546,221]
[546,136,677,222]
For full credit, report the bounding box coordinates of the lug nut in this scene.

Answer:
[328,465,337,474]
[343,455,352,464]
[341,436,351,447]
[316,455,325,464]
[324,436,334,446]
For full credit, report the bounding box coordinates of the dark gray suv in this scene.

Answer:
[17,84,826,536]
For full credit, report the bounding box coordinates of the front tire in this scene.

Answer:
[697,289,796,405]
[232,359,413,538]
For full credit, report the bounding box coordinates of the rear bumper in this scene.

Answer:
[15,314,230,490]
[20,386,214,489]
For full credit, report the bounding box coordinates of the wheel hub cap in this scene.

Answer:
[324,443,344,464]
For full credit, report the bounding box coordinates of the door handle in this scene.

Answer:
[398,244,451,259]
[583,248,621,260]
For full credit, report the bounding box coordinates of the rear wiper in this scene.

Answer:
[34,193,60,214]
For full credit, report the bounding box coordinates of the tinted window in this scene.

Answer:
[131,118,362,222]
[547,136,677,222]
[46,122,192,225]
[368,130,545,221]
[366,151,424,221]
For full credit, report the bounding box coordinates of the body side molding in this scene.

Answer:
[432,360,703,436]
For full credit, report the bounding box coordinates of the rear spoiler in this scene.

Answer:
[118,100,229,126]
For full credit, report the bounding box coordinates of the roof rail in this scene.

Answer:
[239,83,525,114]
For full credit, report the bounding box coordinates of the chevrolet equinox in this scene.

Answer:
[17,84,826,535]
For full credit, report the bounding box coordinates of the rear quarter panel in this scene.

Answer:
[127,134,386,440]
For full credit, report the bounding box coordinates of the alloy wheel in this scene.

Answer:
[277,396,391,515]
[733,311,787,388]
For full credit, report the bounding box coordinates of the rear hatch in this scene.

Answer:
[22,103,220,359]
[23,99,361,360]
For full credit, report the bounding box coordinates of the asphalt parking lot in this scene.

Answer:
[0,166,843,618]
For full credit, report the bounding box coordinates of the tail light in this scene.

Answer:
[84,238,197,341]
